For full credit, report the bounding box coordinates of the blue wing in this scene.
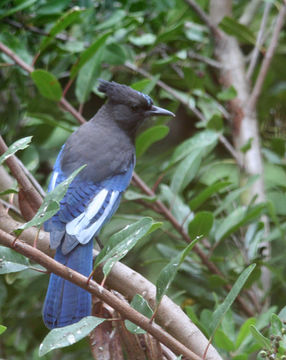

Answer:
[44,144,135,255]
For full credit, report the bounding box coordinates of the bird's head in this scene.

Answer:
[98,80,175,136]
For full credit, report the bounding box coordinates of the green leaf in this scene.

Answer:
[0,136,32,165]
[124,190,156,202]
[129,33,156,46]
[236,317,256,349]
[36,0,71,15]
[207,114,223,131]
[31,70,62,101]
[214,175,259,216]
[219,16,256,44]
[125,294,153,334]
[0,246,30,274]
[94,218,159,277]
[0,0,37,19]
[156,237,201,305]
[250,325,271,350]
[75,51,102,103]
[131,75,160,94]
[70,32,111,79]
[188,211,213,240]
[215,207,246,242]
[0,189,18,196]
[40,7,84,51]
[271,313,283,336]
[214,329,235,351]
[160,184,193,229]
[95,10,126,31]
[209,264,256,334]
[102,43,127,65]
[215,203,266,242]
[170,130,219,166]
[39,316,105,356]
[16,165,85,233]
[0,325,7,335]
[217,86,237,101]
[136,125,169,157]
[189,181,231,211]
[240,138,253,153]
[171,149,202,193]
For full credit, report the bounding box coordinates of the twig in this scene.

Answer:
[132,172,254,317]
[0,41,86,125]
[247,3,286,111]
[188,51,222,68]
[3,18,75,42]
[247,3,272,80]
[16,157,46,198]
[183,0,222,38]
[0,228,203,360]
[0,199,21,216]
[0,136,42,212]
[125,61,206,122]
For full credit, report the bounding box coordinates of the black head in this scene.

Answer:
[98,80,174,136]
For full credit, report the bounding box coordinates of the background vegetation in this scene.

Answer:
[1,0,286,359]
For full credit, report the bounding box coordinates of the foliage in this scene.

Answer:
[0,0,286,359]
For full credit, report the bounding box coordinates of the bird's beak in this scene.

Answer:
[148,105,175,117]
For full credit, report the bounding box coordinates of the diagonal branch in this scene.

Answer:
[0,202,222,360]
[0,41,85,124]
[0,228,204,360]
[183,0,222,38]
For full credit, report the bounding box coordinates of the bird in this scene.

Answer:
[42,80,175,329]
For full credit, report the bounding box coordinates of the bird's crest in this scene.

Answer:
[98,80,153,110]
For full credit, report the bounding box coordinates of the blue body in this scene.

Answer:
[43,145,134,329]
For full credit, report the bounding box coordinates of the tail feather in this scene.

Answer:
[43,236,93,329]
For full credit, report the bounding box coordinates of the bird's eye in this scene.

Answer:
[131,104,140,111]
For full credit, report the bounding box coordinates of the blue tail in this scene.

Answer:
[43,238,93,329]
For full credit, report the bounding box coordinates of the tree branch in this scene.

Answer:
[0,41,85,125]
[0,228,207,360]
[188,50,222,68]
[183,0,222,38]
[0,201,222,359]
[247,3,286,110]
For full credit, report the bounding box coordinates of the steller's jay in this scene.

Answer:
[42,80,175,329]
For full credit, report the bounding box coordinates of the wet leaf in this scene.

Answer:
[125,294,153,334]
[0,246,30,274]
[210,264,256,334]
[0,136,32,165]
[39,316,105,356]
[94,218,160,277]
[156,237,201,305]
